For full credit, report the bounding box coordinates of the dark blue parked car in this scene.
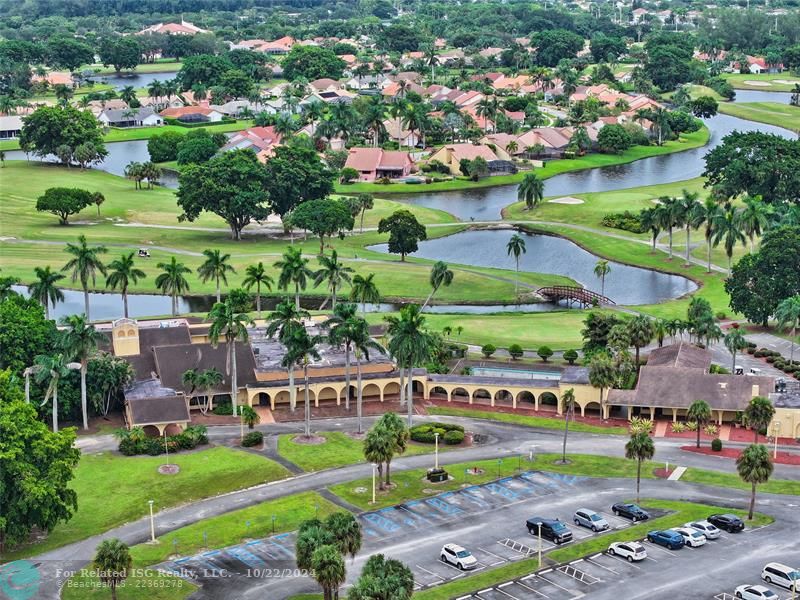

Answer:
[612,503,650,522]
[646,530,685,550]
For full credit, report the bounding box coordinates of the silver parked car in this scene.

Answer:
[573,508,610,532]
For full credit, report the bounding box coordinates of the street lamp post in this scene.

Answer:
[772,422,781,459]
[537,523,542,569]
[271,514,277,535]
[148,499,156,542]
[434,432,440,470]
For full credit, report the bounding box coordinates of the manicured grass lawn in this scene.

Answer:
[718,101,800,132]
[365,310,592,350]
[277,431,437,471]
[413,498,772,600]
[682,467,800,496]
[722,72,800,91]
[426,406,629,435]
[0,447,290,561]
[129,491,340,566]
[334,127,709,195]
[90,61,182,74]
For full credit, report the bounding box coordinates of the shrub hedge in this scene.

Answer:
[410,422,465,444]
[118,425,208,456]
[242,431,264,447]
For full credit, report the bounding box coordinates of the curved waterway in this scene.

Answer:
[369,229,696,306]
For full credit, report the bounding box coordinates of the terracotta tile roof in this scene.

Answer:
[442,143,499,162]
[160,106,218,117]
[344,147,412,171]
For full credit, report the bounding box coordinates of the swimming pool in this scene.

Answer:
[470,366,561,381]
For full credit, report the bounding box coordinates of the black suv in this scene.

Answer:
[611,503,650,522]
[526,517,573,545]
[707,513,745,532]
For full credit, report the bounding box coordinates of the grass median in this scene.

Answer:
[426,406,629,435]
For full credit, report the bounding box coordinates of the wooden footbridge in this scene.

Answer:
[537,286,614,307]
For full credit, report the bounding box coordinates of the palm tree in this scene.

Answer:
[325,303,358,411]
[364,425,390,489]
[593,259,611,300]
[739,195,770,253]
[283,325,322,437]
[197,249,236,304]
[314,250,354,312]
[28,266,65,320]
[208,297,254,417]
[349,273,380,316]
[60,314,103,430]
[155,257,191,316]
[625,431,655,503]
[560,387,575,464]
[62,235,108,321]
[724,326,748,373]
[627,315,654,369]
[775,295,800,363]
[120,86,137,106]
[518,172,544,210]
[242,262,274,319]
[357,193,374,233]
[33,352,79,432]
[659,196,683,260]
[588,352,616,418]
[93,538,132,600]
[385,305,433,427]
[421,261,454,310]
[712,207,746,271]
[351,315,382,434]
[311,544,346,600]
[744,396,775,443]
[697,198,723,273]
[736,444,773,520]
[687,400,712,449]
[677,189,700,267]
[275,246,313,310]
[105,252,146,318]
[266,299,310,412]
[639,207,662,252]
[506,233,527,300]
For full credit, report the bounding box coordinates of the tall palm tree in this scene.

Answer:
[712,207,746,271]
[588,352,616,417]
[311,544,345,600]
[560,387,575,464]
[283,325,322,437]
[208,297,254,417]
[357,194,374,234]
[659,196,683,260]
[506,233,527,300]
[677,190,700,267]
[60,314,103,430]
[62,235,108,321]
[687,399,712,449]
[93,538,132,600]
[739,195,770,253]
[242,262,274,319]
[518,172,545,210]
[697,198,723,273]
[625,431,655,503]
[737,444,774,521]
[724,326,748,373]
[351,315,382,434]
[33,352,79,432]
[314,250,354,312]
[639,207,662,253]
[324,303,358,411]
[422,261,454,310]
[275,246,313,310]
[775,295,800,363]
[155,257,191,316]
[349,273,380,316]
[197,249,236,304]
[385,305,432,427]
[627,315,654,370]
[593,259,611,300]
[28,266,65,320]
[744,396,775,443]
[105,252,146,319]
[266,299,310,412]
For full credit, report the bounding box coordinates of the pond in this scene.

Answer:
[368,229,697,306]
[88,70,179,91]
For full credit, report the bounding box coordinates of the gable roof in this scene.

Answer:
[344,147,412,171]
[439,143,499,162]
[646,342,712,371]
[99,107,158,122]
[160,106,220,117]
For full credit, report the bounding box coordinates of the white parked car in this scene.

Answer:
[761,562,800,592]
[734,584,779,600]
[607,541,647,562]
[684,520,721,540]
[671,527,707,548]
[440,544,478,570]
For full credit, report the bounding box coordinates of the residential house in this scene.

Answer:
[0,115,23,140]
[427,143,514,176]
[212,100,275,118]
[478,47,504,61]
[383,117,420,148]
[436,49,466,66]
[346,74,388,91]
[516,127,574,157]
[137,20,208,35]
[98,107,164,128]
[220,126,283,162]
[631,8,649,23]
[32,71,75,89]
[343,147,415,181]
[160,106,224,123]
[234,36,295,55]
[309,78,343,93]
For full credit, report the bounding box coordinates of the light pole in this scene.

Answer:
[240,408,245,443]
[148,499,156,542]
[772,422,781,459]
[434,432,440,470]
[371,463,377,504]
[537,523,542,569]
[271,514,277,535]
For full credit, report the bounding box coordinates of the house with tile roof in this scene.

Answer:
[220,126,283,162]
[427,143,514,176]
[160,106,224,122]
[343,147,415,181]
[137,20,208,35]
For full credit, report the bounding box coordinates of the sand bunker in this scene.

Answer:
[744,81,772,87]
[774,79,800,85]
[548,196,584,205]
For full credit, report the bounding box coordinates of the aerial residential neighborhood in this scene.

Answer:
[0,1,799,600]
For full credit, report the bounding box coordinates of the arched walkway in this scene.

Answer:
[516,391,536,408]
[430,386,449,400]
[255,392,271,407]
[472,388,491,405]
[383,381,401,399]
[539,391,558,412]
[582,401,602,417]
[143,424,161,437]
[451,387,470,403]
[494,389,514,407]
[316,386,338,407]
[362,383,382,401]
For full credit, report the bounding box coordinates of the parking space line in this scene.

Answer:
[477,547,507,566]
[515,579,549,598]
[585,557,620,574]
[415,565,446,581]
[644,542,678,558]
[493,585,520,600]
[596,554,641,570]
[537,572,575,594]
[439,559,471,574]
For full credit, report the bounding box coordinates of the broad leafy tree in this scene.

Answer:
[45,36,93,71]
[36,188,95,225]
[377,210,427,262]
[263,146,334,218]
[99,36,141,73]
[20,105,106,164]
[289,199,355,255]
[283,45,346,80]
